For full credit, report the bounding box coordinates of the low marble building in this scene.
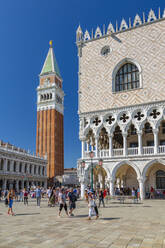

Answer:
[0,141,47,190]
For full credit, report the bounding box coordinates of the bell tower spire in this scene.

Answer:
[36,41,64,184]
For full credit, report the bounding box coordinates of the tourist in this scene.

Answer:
[36,186,42,207]
[87,192,99,220]
[98,190,105,207]
[49,187,56,207]
[58,188,69,217]
[7,189,15,216]
[19,190,23,202]
[24,188,28,205]
[68,188,77,216]
[150,186,154,199]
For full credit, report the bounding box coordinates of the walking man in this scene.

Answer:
[68,188,77,216]
[98,190,105,207]
[36,186,42,207]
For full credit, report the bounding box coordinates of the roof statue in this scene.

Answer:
[76,7,164,43]
[40,41,61,78]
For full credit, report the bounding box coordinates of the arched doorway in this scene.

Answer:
[93,165,107,190]
[144,162,165,198]
[113,163,139,195]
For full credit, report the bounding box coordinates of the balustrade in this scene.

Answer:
[83,145,165,158]
[113,149,123,157]
[143,146,154,155]
[127,147,138,155]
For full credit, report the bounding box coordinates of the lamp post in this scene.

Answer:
[80,160,86,198]
[89,151,94,191]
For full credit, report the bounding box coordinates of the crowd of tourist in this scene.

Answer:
[0,184,163,219]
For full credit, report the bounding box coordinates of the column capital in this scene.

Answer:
[108,177,115,183]
[153,128,159,134]
[137,130,143,135]
[137,176,146,183]
[122,131,128,137]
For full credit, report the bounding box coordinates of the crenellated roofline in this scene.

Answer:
[76,8,165,44]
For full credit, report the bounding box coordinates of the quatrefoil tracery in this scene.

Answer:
[120,113,129,123]
[150,109,160,119]
[134,111,144,121]
[106,115,115,125]
[93,117,101,126]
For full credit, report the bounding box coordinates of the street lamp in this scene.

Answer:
[89,151,94,191]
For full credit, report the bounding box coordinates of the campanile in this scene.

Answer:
[36,41,64,181]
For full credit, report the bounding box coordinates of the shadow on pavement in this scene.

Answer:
[15,213,40,216]
[100,217,120,221]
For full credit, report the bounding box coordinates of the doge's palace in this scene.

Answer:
[76,8,165,199]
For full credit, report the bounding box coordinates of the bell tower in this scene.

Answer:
[36,41,64,182]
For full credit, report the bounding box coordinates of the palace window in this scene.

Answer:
[19,163,22,172]
[7,161,10,171]
[115,63,139,92]
[13,161,16,172]
[156,170,165,189]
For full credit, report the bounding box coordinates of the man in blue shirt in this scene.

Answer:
[36,186,42,207]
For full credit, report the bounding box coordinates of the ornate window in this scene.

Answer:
[115,63,139,92]
[156,170,165,189]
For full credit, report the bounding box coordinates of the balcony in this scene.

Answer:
[83,145,165,159]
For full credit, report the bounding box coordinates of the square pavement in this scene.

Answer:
[0,198,165,248]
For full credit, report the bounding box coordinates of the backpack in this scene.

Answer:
[70,193,77,202]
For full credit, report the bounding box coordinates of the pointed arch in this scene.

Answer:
[111,160,141,179]
[142,159,165,178]
[112,58,143,93]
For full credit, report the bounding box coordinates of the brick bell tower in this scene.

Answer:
[36,41,64,183]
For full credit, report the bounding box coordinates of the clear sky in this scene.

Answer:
[0,0,164,168]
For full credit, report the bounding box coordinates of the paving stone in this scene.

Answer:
[1,199,165,248]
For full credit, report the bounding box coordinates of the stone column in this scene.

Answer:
[95,136,99,158]
[137,131,143,155]
[80,181,85,199]
[4,159,7,172]
[109,178,115,196]
[138,177,145,200]
[153,128,159,154]
[21,180,24,190]
[109,134,113,157]
[3,179,7,190]
[123,132,127,157]
[81,139,85,159]
[44,180,47,189]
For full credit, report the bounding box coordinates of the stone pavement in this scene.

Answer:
[0,198,165,248]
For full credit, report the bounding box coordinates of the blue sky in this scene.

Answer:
[0,0,164,168]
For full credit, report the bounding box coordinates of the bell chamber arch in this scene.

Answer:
[112,58,142,93]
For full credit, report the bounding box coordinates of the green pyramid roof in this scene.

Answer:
[40,45,61,78]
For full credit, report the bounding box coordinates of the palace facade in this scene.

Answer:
[0,141,47,190]
[76,8,165,199]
